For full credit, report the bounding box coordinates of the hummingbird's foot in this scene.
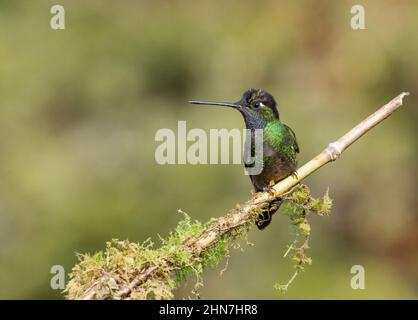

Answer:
[261,186,282,212]
[291,170,299,180]
[262,186,277,195]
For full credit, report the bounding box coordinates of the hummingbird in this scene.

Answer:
[190,88,299,229]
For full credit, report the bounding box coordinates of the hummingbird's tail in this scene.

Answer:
[255,199,282,230]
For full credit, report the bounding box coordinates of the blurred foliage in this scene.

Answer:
[0,0,417,299]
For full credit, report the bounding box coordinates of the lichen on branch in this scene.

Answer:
[275,184,332,293]
[65,185,329,299]
[64,208,252,300]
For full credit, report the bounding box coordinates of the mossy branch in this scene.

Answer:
[65,93,409,300]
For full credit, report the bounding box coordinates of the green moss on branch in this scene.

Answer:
[65,184,331,300]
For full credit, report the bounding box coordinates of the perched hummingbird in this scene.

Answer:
[190,88,299,229]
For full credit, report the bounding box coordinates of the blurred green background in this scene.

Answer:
[0,0,417,299]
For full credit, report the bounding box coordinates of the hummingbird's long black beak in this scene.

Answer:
[189,100,242,109]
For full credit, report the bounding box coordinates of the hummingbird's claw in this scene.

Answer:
[291,171,299,180]
[261,186,282,208]
[262,186,272,193]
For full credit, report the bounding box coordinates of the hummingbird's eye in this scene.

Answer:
[254,102,265,109]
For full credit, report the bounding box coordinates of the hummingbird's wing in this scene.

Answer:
[283,124,299,153]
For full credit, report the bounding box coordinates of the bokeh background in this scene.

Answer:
[0,0,417,299]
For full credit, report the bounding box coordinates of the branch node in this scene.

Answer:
[325,142,343,161]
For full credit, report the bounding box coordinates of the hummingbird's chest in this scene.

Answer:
[246,122,298,191]
[250,143,296,191]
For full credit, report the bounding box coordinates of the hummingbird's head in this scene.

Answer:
[239,88,279,120]
[190,88,280,122]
